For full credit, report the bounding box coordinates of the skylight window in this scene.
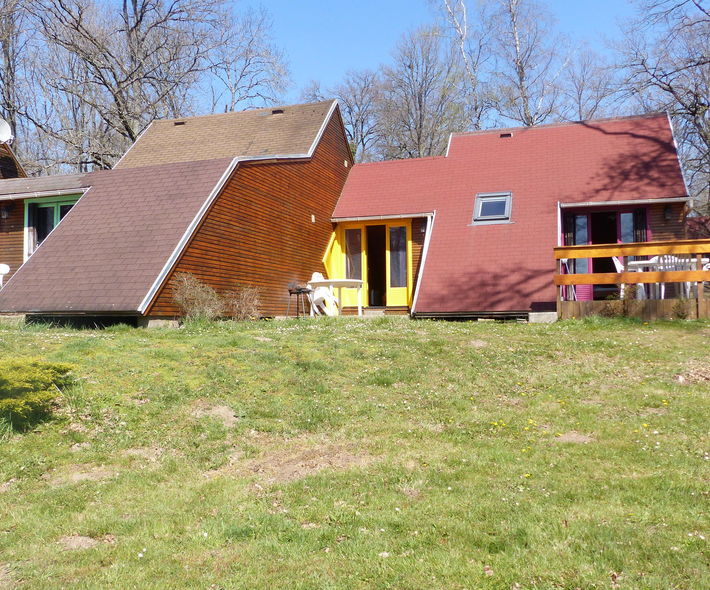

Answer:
[472,192,512,225]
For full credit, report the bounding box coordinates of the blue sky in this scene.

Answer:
[256,0,637,102]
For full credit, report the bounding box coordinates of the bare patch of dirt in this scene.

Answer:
[121,447,163,462]
[58,535,99,550]
[248,444,373,483]
[253,336,273,342]
[192,403,239,428]
[42,465,116,487]
[70,442,91,452]
[0,479,16,493]
[0,563,15,588]
[675,366,710,385]
[400,485,422,499]
[469,339,488,348]
[555,431,594,444]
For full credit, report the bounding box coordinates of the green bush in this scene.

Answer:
[0,359,74,430]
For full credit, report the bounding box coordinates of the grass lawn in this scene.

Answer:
[0,317,708,589]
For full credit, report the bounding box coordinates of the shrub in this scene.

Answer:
[0,359,74,430]
[172,273,223,320]
[224,285,261,321]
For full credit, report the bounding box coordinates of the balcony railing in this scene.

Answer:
[553,239,710,319]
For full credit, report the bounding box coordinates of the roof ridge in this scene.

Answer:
[354,155,446,168]
[153,99,337,124]
[451,112,668,139]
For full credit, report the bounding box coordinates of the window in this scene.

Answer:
[389,226,407,288]
[25,197,79,258]
[345,228,362,280]
[472,192,512,225]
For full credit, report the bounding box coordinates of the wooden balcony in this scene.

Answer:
[554,239,710,320]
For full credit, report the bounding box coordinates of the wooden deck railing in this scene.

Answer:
[553,239,710,319]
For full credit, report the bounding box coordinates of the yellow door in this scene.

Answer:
[323,220,414,309]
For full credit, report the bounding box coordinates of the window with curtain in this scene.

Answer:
[389,226,407,287]
[345,228,362,280]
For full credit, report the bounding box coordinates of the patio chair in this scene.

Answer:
[611,256,626,300]
[657,255,692,299]
[0,263,9,289]
[307,272,339,316]
[560,258,576,301]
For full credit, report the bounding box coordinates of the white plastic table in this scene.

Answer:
[307,278,364,316]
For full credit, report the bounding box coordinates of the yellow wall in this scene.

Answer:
[324,220,414,308]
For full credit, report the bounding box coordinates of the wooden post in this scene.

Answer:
[697,253,705,319]
[556,259,562,318]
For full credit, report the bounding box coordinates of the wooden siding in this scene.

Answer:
[648,202,686,241]
[0,144,26,179]
[0,199,25,281]
[146,112,353,317]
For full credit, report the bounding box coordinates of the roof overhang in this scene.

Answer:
[331,212,434,223]
[0,187,89,202]
[559,196,689,209]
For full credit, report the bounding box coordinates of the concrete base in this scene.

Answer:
[528,311,557,324]
[137,317,180,329]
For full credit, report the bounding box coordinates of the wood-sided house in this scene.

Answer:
[0,100,353,323]
[0,106,705,322]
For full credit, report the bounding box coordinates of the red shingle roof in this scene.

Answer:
[0,158,233,313]
[334,113,688,313]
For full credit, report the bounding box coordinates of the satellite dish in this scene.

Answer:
[0,119,13,144]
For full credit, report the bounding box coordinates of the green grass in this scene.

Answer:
[0,317,708,589]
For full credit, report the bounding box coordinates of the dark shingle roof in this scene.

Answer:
[0,158,233,313]
[115,100,336,169]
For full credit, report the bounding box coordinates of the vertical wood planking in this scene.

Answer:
[0,199,25,280]
[146,113,353,317]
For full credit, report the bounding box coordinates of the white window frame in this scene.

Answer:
[472,192,512,225]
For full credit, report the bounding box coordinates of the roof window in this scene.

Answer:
[472,192,512,225]
[499,132,512,138]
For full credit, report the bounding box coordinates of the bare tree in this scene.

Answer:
[619,0,710,209]
[207,6,289,113]
[562,47,621,121]
[302,70,382,162]
[489,0,568,126]
[437,0,494,129]
[0,0,28,140]
[15,0,287,172]
[378,27,471,159]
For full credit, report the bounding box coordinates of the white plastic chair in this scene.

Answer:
[0,263,9,289]
[560,258,576,301]
[611,256,626,300]
[307,272,339,316]
[657,255,692,299]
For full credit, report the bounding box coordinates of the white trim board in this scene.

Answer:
[411,211,436,315]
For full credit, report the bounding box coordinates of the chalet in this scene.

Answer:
[0,104,707,322]
[326,113,705,320]
[0,100,353,323]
